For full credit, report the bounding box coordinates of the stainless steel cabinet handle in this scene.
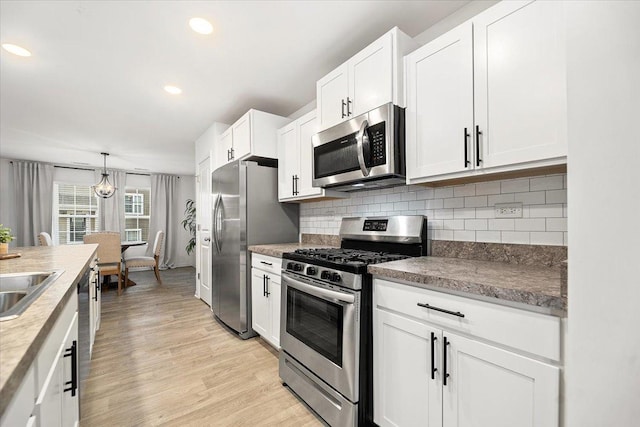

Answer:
[346,97,352,116]
[341,99,346,118]
[417,302,465,318]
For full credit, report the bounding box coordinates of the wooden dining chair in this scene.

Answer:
[83,232,124,295]
[38,232,53,246]
[124,230,164,285]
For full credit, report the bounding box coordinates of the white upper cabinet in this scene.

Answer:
[406,0,567,184]
[405,22,474,180]
[317,27,417,131]
[214,109,290,171]
[277,110,345,202]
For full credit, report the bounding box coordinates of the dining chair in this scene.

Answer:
[124,230,164,285]
[83,232,124,295]
[38,232,53,246]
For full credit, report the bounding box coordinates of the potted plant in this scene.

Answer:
[0,224,14,255]
[181,199,196,255]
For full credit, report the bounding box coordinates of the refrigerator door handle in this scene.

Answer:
[213,193,222,253]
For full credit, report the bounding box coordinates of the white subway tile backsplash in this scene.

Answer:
[475,207,495,219]
[529,204,563,218]
[409,200,426,210]
[502,231,531,244]
[530,176,564,191]
[444,197,465,208]
[546,189,567,204]
[515,218,546,231]
[299,174,568,246]
[488,193,515,206]
[454,184,476,197]
[514,191,546,205]
[530,232,564,246]
[454,208,476,219]
[394,201,409,211]
[426,199,444,209]
[476,181,501,195]
[465,219,488,230]
[435,187,454,198]
[416,189,435,200]
[434,209,454,219]
[454,230,476,241]
[476,231,502,243]
[547,218,568,232]
[465,195,488,208]
[401,192,417,201]
[443,219,465,230]
[501,179,529,193]
[488,218,515,231]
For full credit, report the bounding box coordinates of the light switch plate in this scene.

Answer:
[495,203,523,218]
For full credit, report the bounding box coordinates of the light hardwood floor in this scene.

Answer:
[81,267,323,426]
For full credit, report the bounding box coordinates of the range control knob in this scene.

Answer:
[331,273,342,283]
[320,271,331,280]
[306,267,317,276]
[293,263,303,272]
[286,262,294,270]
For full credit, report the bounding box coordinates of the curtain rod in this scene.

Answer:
[8,161,180,177]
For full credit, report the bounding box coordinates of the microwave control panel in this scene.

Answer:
[367,122,386,166]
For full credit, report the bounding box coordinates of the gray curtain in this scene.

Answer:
[148,174,178,269]
[94,169,126,238]
[12,161,54,246]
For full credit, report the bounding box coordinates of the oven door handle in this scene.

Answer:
[284,274,355,304]
[356,119,371,177]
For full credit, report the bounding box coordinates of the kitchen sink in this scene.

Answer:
[0,270,64,321]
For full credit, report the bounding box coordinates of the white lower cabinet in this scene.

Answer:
[1,294,79,427]
[374,279,560,427]
[250,253,282,349]
[89,256,100,356]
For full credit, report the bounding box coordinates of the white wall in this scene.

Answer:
[0,156,196,267]
[300,173,568,246]
[566,2,640,426]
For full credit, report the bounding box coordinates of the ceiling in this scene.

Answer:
[0,0,469,175]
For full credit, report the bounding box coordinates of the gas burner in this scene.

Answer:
[290,248,409,268]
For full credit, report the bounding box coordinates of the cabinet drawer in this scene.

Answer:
[251,253,282,275]
[374,278,560,361]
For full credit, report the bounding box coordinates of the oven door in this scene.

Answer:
[280,271,360,402]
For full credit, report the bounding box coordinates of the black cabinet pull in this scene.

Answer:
[260,261,273,266]
[263,274,266,297]
[417,302,465,318]
[347,97,352,116]
[265,275,270,297]
[464,128,470,168]
[93,277,98,301]
[430,332,438,380]
[341,99,346,118]
[227,149,231,161]
[294,175,299,195]
[475,125,482,167]
[230,147,234,160]
[292,175,295,196]
[443,336,450,386]
[63,340,78,396]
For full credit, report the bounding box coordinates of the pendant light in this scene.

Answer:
[93,152,116,198]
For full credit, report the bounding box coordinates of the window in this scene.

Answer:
[124,188,150,242]
[54,184,100,245]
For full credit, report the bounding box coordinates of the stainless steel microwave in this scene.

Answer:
[312,103,405,191]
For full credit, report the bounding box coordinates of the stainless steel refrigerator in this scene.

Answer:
[210,160,299,338]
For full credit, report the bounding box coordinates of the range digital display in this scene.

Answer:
[363,219,388,232]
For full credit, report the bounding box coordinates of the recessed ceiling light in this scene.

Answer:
[2,43,32,57]
[189,17,213,35]
[164,85,182,95]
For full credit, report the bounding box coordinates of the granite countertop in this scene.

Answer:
[0,244,97,416]
[369,256,565,315]
[248,243,338,258]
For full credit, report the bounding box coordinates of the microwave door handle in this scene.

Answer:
[284,274,355,305]
[356,119,371,177]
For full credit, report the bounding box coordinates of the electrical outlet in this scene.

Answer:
[495,203,523,218]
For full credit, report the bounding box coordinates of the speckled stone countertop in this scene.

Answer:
[0,244,97,416]
[249,242,338,258]
[369,256,565,316]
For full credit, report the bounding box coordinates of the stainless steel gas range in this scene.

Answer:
[279,216,428,427]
